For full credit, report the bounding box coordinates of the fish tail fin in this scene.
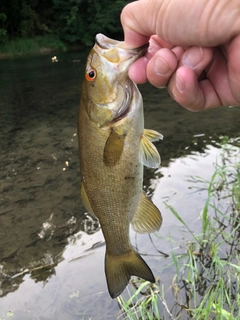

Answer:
[105,248,155,299]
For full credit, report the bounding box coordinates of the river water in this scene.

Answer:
[0,51,239,320]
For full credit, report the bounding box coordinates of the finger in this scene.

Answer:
[128,56,149,83]
[180,46,213,76]
[121,0,238,49]
[146,48,179,88]
[128,35,184,85]
[168,47,240,110]
[128,35,167,84]
[169,66,222,111]
[167,47,219,111]
[171,46,186,59]
[145,37,185,87]
[205,47,240,106]
[149,35,176,50]
[225,35,240,103]
[120,1,162,48]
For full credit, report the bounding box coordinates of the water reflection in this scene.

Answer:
[0,52,240,319]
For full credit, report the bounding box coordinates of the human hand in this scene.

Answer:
[121,0,240,111]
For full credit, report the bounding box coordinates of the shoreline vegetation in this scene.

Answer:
[0,0,129,59]
[117,136,240,320]
[0,34,86,59]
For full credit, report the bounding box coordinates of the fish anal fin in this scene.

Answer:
[80,182,96,217]
[139,131,161,168]
[103,130,125,166]
[105,248,155,299]
[131,191,162,233]
[143,129,163,142]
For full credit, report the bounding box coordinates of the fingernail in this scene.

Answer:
[183,46,203,69]
[154,56,170,76]
[176,72,185,93]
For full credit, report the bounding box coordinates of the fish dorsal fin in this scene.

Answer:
[80,182,96,217]
[131,191,162,233]
[103,130,125,166]
[139,129,162,168]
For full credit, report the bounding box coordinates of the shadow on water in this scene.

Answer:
[0,51,240,319]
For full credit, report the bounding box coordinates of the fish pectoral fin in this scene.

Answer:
[103,130,125,166]
[80,182,96,217]
[131,191,162,233]
[139,130,161,168]
[143,129,163,142]
[105,248,155,299]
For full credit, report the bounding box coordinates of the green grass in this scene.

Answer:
[118,136,240,320]
[0,34,67,56]
[0,311,14,320]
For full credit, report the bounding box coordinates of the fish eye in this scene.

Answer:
[86,68,96,81]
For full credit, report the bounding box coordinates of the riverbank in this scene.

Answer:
[0,34,85,59]
[118,136,240,319]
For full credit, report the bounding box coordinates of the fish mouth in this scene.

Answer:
[95,33,148,60]
[94,33,146,126]
[96,34,121,49]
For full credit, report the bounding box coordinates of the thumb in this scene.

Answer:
[121,0,240,48]
[121,0,164,48]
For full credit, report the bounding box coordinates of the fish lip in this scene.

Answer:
[95,33,120,49]
[95,33,148,57]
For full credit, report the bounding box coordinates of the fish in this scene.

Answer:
[78,33,163,299]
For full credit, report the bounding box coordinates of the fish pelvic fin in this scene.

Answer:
[131,191,162,233]
[105,248,155,299]
[80,182,97,217]
[139,129,163,168]
[143,129,163,142]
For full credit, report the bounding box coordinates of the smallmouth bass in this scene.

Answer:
[78,33,163,298]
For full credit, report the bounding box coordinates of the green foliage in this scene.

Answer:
[0,13,7,43]
[20,3,50,38]
[52,0,130,45]
[0,0,52,38]
[0,34,66,55]
[0,310,14,320]
[0,0,130,52]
